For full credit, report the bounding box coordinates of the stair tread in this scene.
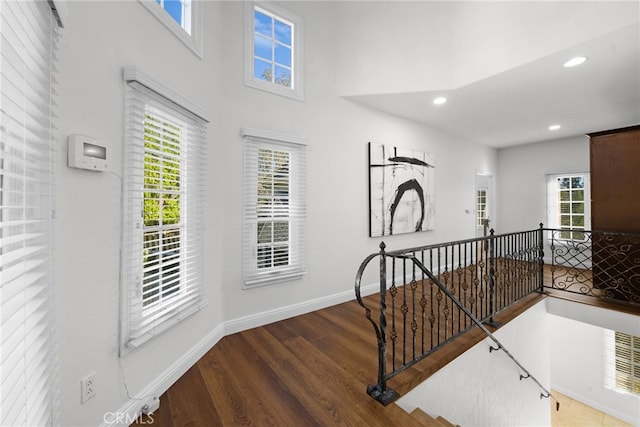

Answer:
[409,408,443,427]
[436,415,458,427]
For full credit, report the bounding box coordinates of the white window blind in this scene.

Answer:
[243,129,306,287]
[605,329,640,396]
[121,69,207,353]
[614,331,640,395]
[0,0,63,425]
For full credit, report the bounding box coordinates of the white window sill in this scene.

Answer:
[244,270,306,289]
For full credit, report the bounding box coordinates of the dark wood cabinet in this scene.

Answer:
[589,125,640,304]
[590,126,640,232]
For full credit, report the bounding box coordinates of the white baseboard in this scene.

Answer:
[102,282,381,426]
[224,282,380,335]
[101,323,225,427]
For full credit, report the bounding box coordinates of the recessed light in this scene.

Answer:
[549,124,561,131]
[433,97,447,105]
[563,56,587,68]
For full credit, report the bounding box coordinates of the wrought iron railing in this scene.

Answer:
[355,225,640,406]
[354,227,547,405]
[545,228,640,306]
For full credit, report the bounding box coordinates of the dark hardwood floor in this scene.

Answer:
[130,260,640,427]
[134,285,546,426]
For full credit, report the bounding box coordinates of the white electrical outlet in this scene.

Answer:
[80,372,96,403]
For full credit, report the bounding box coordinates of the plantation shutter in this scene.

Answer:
[614,332,640,395]
[243,129,306,287]
[0,0,65,425]
[121,68,207,352]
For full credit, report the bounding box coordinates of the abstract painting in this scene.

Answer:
[369,142,435,237]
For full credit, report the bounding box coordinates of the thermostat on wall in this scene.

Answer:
[67,134,108,172]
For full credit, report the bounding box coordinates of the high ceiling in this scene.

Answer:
[343,9,640,149]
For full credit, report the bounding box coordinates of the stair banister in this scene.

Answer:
[355,230,551,406]
[538,223,545,294]
[396,252,553,402]
[354,242,400,404]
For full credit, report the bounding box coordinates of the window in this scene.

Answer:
[139,0,201,57]
[155,0,190,31]
[0,1,64,425]
[253,7,292,87]
[243,129,306,287]
[606,330,640,396]
[477,188,488,228]
[141,111,183,308]
[614,332,640,395]
[547,173,590,240]
[244,2,304,100]
[121,67,207,352]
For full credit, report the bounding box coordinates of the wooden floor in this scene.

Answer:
[132,264,640,426]
[551,390,633,427]
[135,289,545,426]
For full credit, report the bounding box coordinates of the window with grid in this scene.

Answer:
[139,0,201,56]
[121,69,207,352]
[547,173,590,240]
[243,129,306,287]
[477,189,487,227]
[614,332,640,395]
[154,0,191,31]
[253,7,293,87]
[244,2,304,100]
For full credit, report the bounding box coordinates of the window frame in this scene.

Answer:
[120,67,208,354]
[476,187,488,228]
[614,331,640,395]
[244,1,304,101]
[242,128,306,288]
[138,0,203,58]
[546,172,591,241]
[605,330,640,397]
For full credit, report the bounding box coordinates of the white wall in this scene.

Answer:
[496,135,589,233]
[56,2,226,425]
[548,297,640,338]
[217,1,497,323]
[54,1,497,425]
[334,1,455,95]
[550,314,640,426]
[397,300,551,427]
[395,299,640,427]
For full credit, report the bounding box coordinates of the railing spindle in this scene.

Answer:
[354,227,578,406]
[390,256,397,371]
[538,224,545,293]
[421,249,426,355]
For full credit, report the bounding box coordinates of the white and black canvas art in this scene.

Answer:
[369,142,435,237]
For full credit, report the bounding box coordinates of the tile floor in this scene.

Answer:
[551,390,633,427]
